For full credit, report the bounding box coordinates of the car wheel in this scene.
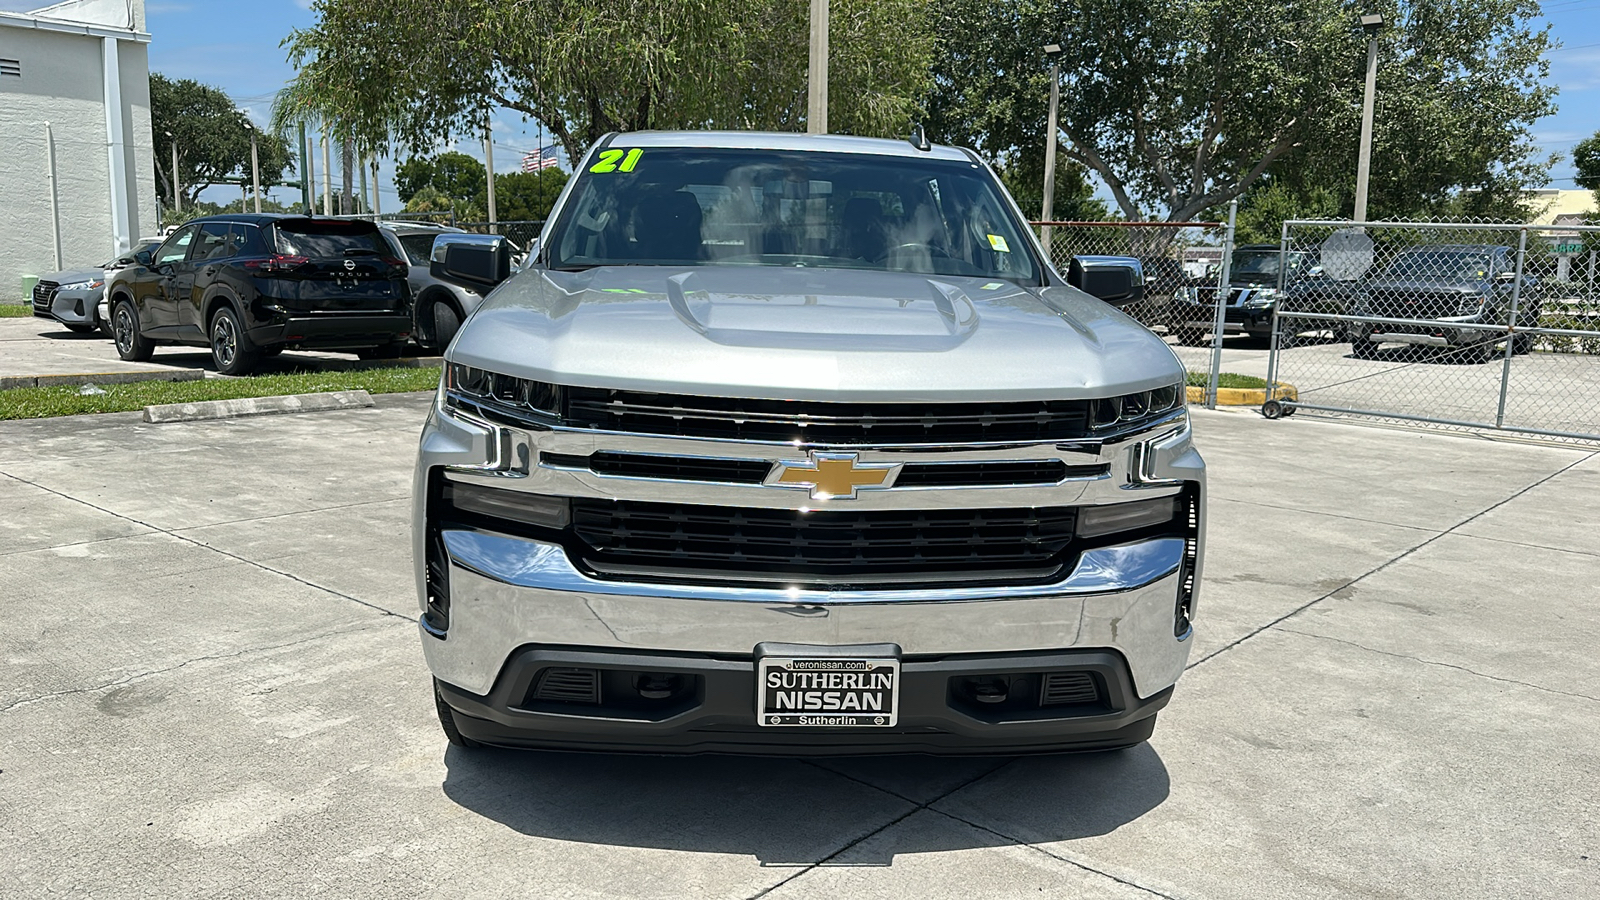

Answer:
[65,322,97,334]
[112,299,154,362]
[434,680,481,750]
[1512,333,1534,355]
[210,306,261,375]
[432,300,462,351]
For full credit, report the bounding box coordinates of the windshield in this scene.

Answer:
[274,220,387,258]
[1382,251,1494,282]
[394,233,439,266]
[1230,250,1302,277]
[546,148,1040,283]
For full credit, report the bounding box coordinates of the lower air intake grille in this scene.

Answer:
[570,499,1077,587]
[1040,672,1101,707]
[532,668,601,704]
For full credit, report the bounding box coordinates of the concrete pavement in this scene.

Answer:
[1,396,1596,898]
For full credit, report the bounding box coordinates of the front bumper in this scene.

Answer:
[1172,302,1274,333]
[417,387,1204,752]
[437,646,1172,755]
[33,286,101,325]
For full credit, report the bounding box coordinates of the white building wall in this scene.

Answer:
[0,17,154,300]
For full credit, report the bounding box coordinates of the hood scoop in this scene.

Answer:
[663,269,979,352]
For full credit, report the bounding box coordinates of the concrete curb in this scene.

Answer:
[1186,383,1298,407]
[2,369,205,390]
[143,390,375,424]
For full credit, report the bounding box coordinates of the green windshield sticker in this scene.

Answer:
[987,234,1011,253]
[590,148,643,174]
[980,282,1005,290]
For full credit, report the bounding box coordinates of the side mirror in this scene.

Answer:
[1068,257,1145,306]
[134,249,153,267]
[431,234,513,290]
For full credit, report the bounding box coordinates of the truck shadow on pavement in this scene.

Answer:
[440,744,1170,865]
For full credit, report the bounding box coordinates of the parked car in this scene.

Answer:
[378,221,481,352]
[416,131,1203,756]
[105,214,413,374]
[32,239,163,335]
[1347,244,1541,363]
[1168,244,1328,345]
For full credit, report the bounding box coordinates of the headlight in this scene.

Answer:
[1457,294,1489,316]
[57,280,104,292]
[444,363,563,419]
[1091,381,1185,431]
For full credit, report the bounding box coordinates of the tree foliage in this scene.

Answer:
[1576,131,1600,214]
[397,153,568,222]
[280,0,935,165]
[926,0,1556,222]
[150,74,292,208]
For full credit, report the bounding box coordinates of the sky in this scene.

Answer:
[5,0,1599,210]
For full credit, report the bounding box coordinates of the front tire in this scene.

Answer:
[431,300,462,351]
[112,299,154,362]
[210,306,261,375]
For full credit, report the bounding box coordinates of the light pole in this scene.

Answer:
[807,0,829,134]
[1040,43,1064,256]
[164,130,180,214]
[240,112,261,214]
[1353,13,1385,223]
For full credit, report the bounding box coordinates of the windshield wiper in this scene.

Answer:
[343,248,381,257]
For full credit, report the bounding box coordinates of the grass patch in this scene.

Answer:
[0,367,440,421]
[1186,371,1269,390]
[1,304,35,318]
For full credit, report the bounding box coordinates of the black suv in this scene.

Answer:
[106,215,412,375]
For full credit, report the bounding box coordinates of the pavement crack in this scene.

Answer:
[743,761,1015,899]
[0,471,416,624]
[1279,628,1600,705]
[0,620,402,714]
[1189,448,1599,670]
[926,807,1183,899]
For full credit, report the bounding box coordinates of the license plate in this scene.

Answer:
[757,656,900,727]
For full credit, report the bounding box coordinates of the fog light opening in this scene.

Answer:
[634,673,681,700]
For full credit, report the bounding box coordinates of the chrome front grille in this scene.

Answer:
[540,451,1103,488]
[569,499,1079,587]
[32,281,59,314]
[562,387,1093,444]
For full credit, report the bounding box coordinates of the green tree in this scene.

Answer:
[151,74,292,208]
[394,152,486,206]
[925,0,1556,222]
[494,169,570,222]
[1575,131,1600,215]
[280,0,935,164]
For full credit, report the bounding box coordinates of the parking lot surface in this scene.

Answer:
[0,315,391,381]
[1,395,1596,898]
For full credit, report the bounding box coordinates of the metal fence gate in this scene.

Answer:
[1265,219,1600,443]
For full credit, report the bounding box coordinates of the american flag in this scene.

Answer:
[522,145,560,172]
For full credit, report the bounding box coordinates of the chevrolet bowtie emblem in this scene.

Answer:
[768,452,901,500]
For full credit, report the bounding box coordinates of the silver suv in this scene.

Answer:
[415,131,1205,755]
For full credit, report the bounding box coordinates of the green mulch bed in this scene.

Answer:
[1186,371,1269,390]
[0,304,35,317]
[0,367,440,421]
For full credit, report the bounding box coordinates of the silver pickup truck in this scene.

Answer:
[415,131,1204,755]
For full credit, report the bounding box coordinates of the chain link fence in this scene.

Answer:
[1031,219,1236,401]
[1264,218,1600,443]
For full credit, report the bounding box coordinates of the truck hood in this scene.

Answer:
[448,266,1183,402]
